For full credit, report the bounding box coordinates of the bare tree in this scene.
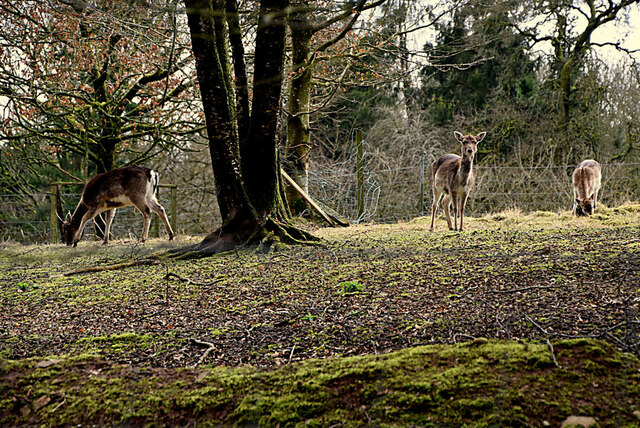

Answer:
[0,0,200,177]
[511,0,640,126]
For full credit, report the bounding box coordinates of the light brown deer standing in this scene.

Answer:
[60,166,174,247]
[430,131,486,232]
[572,159,602,216]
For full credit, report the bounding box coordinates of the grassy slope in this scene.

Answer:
[1,204,640,426]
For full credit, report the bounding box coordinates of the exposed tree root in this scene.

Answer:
[169,215,321,259]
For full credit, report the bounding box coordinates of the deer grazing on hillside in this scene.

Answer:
[572,160,602,216]
[60,166,174,247]
[430,131,486,232]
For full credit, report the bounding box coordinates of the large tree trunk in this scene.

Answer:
[180,0,317,256]
[184,0,259,252]
[241,0,291,218]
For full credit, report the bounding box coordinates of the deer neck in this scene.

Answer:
[458,155,474,183]
[70,201,89,228]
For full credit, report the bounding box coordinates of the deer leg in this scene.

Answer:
[102,209,116,244]
[73,210,97,247]
[148,198,174,240]
[430,189,443,231]
[141,206,152,242]
[130,197,153,242]
[451,193,459,231]
[442,195,453,230]
[593,189,599,210]
[459,192,469,232]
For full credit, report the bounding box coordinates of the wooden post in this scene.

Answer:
[419,155,425,216]
[50,184,58,243]
[170,186,177,235]
[355,129,364,221]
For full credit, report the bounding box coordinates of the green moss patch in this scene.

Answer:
[2,339,639,426]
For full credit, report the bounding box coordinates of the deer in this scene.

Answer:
[430,131,486,232]
[60,166,175,247]
[572,160,602,216]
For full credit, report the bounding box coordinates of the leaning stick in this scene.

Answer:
[281,169,347,227]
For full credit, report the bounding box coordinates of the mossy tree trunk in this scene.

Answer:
[182,0,318,255]
[284,18,314,208]
[282,0,385,214]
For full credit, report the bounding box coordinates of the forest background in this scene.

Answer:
[1,0,639,242]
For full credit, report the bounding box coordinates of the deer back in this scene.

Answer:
[572,160,602,199]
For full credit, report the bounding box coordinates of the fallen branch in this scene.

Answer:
[281,169,349,227]
[58,259,161,276]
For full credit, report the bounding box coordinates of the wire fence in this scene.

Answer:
[1,160,639,244]
[306,160,640,224]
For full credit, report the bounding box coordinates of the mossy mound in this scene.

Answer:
[2,338,639,426]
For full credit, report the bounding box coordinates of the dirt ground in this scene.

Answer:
[1,205,639,369]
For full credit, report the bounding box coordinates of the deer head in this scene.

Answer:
[454,131,486,158]
[60,212,77,246]
[576,194,595,216]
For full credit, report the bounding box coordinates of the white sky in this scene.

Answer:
[406,1,640,65]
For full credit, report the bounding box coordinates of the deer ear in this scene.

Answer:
[476,132,486,142]
[454,131,464,142]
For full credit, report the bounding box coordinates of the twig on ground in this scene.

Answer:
[163,272,224,287]
[190,338,215,367]
[51,397,67,413]
[58,259,161,276]
[288,344,296,364]
[525,314,552,335]
[546,339,562,369]
[453,333,476,343]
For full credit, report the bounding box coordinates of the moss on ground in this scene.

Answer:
[2,205,640,425]
[2,338,639,426]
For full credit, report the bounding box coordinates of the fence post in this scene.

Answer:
[170,186,177,235]
[50,184,58,243]
[419,155,425,216]
[355,129,364,220]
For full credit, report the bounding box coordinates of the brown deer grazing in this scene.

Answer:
[60,166,174,247]
[572,160,602,216]
[430,131,486,232]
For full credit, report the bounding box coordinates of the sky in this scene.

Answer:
[406,1,640,65]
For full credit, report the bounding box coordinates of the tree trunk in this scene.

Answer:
[179,0,318,256]
[284,22,314,210]
[241,0,290,217]
[184,0,259,251]
[225,0,250,142]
